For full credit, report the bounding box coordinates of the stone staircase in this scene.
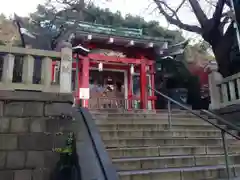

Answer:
[91,110,240,180]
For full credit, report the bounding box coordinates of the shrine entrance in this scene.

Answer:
[88,69,127,109]
[54,57,156,110]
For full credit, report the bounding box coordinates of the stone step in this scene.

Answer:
[118,164,240,180]
[95,118,215,126]
[107,146,240,159]
[90,109,200,115]
[99,130,223,140]
[92,113,206,120]
[90,108,199,114]
[90,109,159,114]
[97,123,220,131]
[113,155,240,171]
[91,109,240,180]
[103,137,237,148]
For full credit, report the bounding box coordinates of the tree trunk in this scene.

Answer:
[213,31,235,77]
[203,23,235,77]
[212,43,232,77]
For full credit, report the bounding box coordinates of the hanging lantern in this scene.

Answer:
[130,64,134,75]
[98,62,103,72]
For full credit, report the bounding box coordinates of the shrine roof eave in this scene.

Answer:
[74,30,168,49]
[76,53,155,65]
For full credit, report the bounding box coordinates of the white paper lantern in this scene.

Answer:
[98,62,103,71]
[130,64,134,75]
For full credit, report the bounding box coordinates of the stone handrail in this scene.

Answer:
[209,70,240,109]
[0,45,72,93]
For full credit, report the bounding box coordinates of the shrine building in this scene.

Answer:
[51,21,170,110]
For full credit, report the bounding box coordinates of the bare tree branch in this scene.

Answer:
[151,0,238,76]
[154,0,202,33]
[204,0,217,7]
[188,0,208,27]
[175,0,187,14]
[156,0,181,21]
[212,0,226,25]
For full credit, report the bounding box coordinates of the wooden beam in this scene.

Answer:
[85,54,154,65]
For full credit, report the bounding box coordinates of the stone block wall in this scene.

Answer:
[0,91,80,180]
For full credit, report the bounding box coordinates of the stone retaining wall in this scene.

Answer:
[0,91,80,180]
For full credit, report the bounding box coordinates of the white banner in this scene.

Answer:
[79,88,90,100]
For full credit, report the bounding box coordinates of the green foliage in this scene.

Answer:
[158,57,190,85]
[53,132,74,156]
[51,132,80,180]
[84,3,185,43]
[184,42,214,63]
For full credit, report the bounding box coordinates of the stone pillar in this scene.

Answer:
[2,54,15,83]
[41,57,52,90]
[208,68,223,110]
[22,55,34,84]
[60,44,72,93]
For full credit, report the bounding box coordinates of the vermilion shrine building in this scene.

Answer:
[51,22,169,110]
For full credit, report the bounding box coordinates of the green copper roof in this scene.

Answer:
[62,19,166,42]
[76,21,143,37]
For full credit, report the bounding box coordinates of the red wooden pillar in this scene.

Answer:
[150,64,155,109]
[140,62,147,109]
[80,57,90,108]
[127,68,133,110]
[75,60,82,106]
[77,61,81,90]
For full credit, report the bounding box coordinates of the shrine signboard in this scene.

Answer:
[91,49,126,58]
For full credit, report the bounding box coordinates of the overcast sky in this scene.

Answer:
[0,0,207,40]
